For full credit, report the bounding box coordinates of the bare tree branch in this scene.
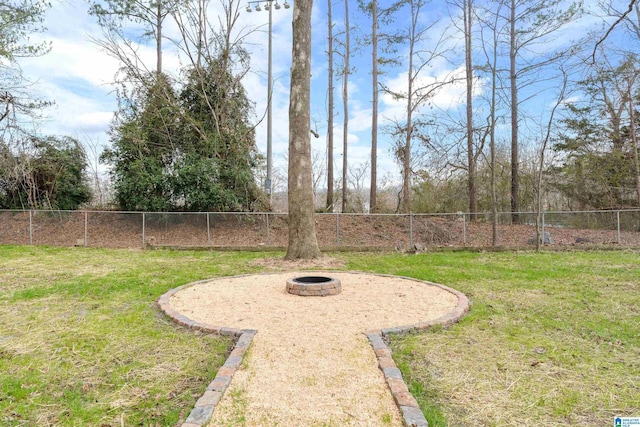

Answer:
[593,0,637,62]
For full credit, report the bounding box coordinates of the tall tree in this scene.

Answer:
[0,1,95,211]
[103,63,260,212]
[100,0,263,212]
[553,55,640,209]
[101,72,179,211]
[326,0,335,211]
[477,0,505,245]
[1,0,50,131]
[534,70,567,250]
[594,0,639,56]
[177,60,261,212]
[628,69,640,206]
[463,0,476,218]
[359,0,403,212]
[88,0,183,189]
[383,0,451,214]
[489,19,500,246]
[89,0,180,76]
[505,0,579,222]
[595,2,640,206]
[285,0,321,259]
[370,0,379,212]
[341,0,351,212]
[173,0,254,149]
[401,0,416,214]
[508,0,518,221]
[0,0,49,60]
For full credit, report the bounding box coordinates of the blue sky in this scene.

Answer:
[17,0,624,195]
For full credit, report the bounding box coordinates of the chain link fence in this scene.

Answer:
[1,209,639,250]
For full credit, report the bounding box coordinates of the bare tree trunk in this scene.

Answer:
[341,0,350,213]
[509,0,519,223]
[285,0,321,260]
[370,0,378,213]
[156,0,163,75]
[491,107,498,246]
[535,71,567,251]
[401,0,416,215]
[197,0,204,68]
[326,0,334,211]
[630,89,640,207]
[464,0,476,220]
[487,1,501,246]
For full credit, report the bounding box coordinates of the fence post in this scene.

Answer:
[84,211,88,247]
[463,213,467,245]
[207,213,211,246]
[617,210,621,245]
[542,211,546,245]
[336,213,340,247]
[142,212,146,249]
[29,210,33,245]
[409,213,414,248]
[266,212,271,247]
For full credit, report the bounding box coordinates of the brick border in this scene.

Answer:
[157,282,257,427]
[365,276,470,427]
[157,272,470,427]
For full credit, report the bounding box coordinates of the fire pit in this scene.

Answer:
[286,276,342,296]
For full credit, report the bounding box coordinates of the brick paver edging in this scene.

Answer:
[365,278,471,427]
[157,273,470,427]
[157,281,257,427]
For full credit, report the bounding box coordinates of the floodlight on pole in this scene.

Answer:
[244,0,291,199]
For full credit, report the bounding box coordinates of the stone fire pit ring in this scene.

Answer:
[286,275,342,296]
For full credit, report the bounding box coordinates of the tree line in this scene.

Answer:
[2,0,640,218]
[1,0,91,209]
[330,0,640,219]
[1,0,265,211]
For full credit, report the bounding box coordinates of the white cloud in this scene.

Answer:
[349,104,373,133]
[23,38,121,86]
[379,65,469,123]
[32,78,114,140]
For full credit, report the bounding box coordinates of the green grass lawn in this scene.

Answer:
[1,246,638,426]
[0,246,268,426]
[345,251,640,426]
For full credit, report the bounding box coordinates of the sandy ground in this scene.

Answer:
[169,271,460,427]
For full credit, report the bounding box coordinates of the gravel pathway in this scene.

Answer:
[167,271,463,426]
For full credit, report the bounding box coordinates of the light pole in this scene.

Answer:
[245,0,290,199]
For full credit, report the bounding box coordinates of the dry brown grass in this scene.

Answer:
[376,251,640,427]
[250,256,347,270]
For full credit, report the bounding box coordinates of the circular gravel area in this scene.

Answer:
[168,271,464,426]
